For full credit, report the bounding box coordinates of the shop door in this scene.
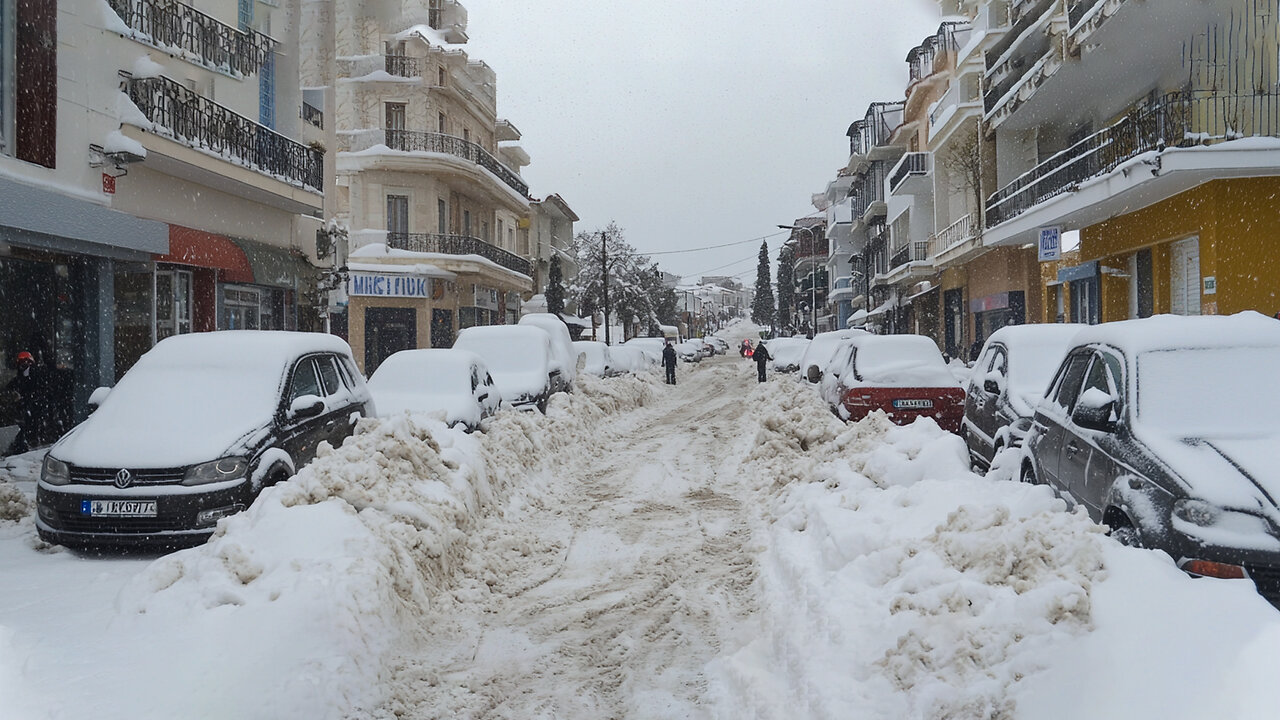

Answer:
[943,289,964,359]
[113,263,154,381]
[431,308,454,348]
[365,307,416,374]
[155,268,193,341]
[1169,237,1201,316]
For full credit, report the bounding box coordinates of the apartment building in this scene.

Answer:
[310,0,545,373]
[783,216,828,336]
[980,0,1280,324]
[0,0,323,448]
[529,193,579,312]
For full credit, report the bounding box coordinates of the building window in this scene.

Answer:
[385,102,406,131]
[438,198,447,234]
[387,194,409,236]
[437,66,446,87]
[258,51,275,129]
[438,112,446,134]
[0,0,12,156]
[462,127,470,143]
[497,219,504,247]
[481,220,489,242]
[223,285,285,331]
[237,0,253,31]
[463,209,471,236]
[155,268,193,340]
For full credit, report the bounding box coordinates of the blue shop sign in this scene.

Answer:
[349,272,431,298]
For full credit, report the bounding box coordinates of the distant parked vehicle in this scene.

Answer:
[707,337,730,355]
[964,323,1086,470]
[574,340,619,377]
[801,329,867,383]
[763,337,810,373]
[624,337,666,364]
[367,349,500,431]
[608,345,652,373]
[36,332,373,548]
[518,313,579,393]
[1021,313,1280,604]
[817,334,964,433]
[454,326,558,413]
[686,338,714,358]
[673,341,703,363]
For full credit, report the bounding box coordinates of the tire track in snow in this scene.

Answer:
[378,358,762,719]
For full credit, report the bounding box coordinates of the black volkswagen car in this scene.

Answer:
[1021,313,1280,604]
[36,331,374,548]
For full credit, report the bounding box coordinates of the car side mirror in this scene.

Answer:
[807,365,821,384]
[982,371,1005,395]
[87,386,111,409]
[1073,387,1118,432]
[288,395,326,419]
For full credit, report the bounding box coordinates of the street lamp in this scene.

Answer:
[779,224,818,338]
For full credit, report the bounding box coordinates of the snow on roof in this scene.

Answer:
[395,23,462,49]
[346,262,456,280]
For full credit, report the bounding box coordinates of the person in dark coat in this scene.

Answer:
[4,351,41,454]
[662,341,678,385]
[753,341,772,383]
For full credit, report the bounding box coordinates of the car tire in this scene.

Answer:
[266,463,291,487]
[1106,510,1143,548]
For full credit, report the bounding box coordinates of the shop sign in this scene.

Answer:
[1203,276,1217,295]
[349,272,430,298]
[970,292,1011,313]
[473,285,499,311]
[1037,227,1061,262]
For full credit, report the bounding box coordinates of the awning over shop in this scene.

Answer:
[347,262,456,280]
[231,237,316,289]
[847,309,869,327]
[157,226,254,283]
[865,298,897,319]
[0,175,167,258]
[1057,260,1100,284]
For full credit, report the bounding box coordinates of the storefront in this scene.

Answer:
[345,263,459,373]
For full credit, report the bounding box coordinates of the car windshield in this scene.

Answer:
[369,354,469,396]
[1007,341,1076,397]
[1137,347,1280,436]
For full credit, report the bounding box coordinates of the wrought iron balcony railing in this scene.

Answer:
[889,240,931,272]
[125,75,323,191]
[383,129,529,198]
[928,213,977,257]
[889,152,931,193]
[387,232,532,277]
[986,90,1280,228]
[107,0,275,76]
[1067,0,1106,29]
[384,54,421,78]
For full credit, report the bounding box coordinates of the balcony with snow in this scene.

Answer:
[888,152,933,197]
[338,129,529,203]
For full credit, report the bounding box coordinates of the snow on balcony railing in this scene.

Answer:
[125,75,322,191]
[889,152,931,194]
[387,232,531,277]
[929,213,977,257]
[341,128,529,198]
[986,90,1280,228]
[107,0,275,77]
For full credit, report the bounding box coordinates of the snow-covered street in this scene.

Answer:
[3,350,1280,719]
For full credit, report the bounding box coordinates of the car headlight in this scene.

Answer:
[41,455,70,486]
[1173,499,1220,527]
[182,457,249,486]
[1172,499,1273,536]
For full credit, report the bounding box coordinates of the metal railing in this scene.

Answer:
[928,213,977,256]
[384,54,421,78]
[107,0,275,76]
[889,152,931,193]
[889,240,931,272]
[387,232,532,276]
[1068,0,1106,29]
[125,75,323,190]
[986,90,1280,228]
[383,129,529,198]
[301,102,323,129]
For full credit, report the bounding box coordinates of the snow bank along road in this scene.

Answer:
[1,353,1280,719]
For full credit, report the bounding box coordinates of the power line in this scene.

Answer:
[644,230,789,257]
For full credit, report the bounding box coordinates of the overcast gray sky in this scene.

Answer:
[461,0,942,283]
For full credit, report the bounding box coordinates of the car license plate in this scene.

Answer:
[81,500,157,517]
[893,398,933,410]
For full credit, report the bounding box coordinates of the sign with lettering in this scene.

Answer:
[102,173,116,195]
[1038,226,1061,262]
[349,272,430,298]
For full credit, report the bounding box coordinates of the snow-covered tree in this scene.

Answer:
[569,222,676,338]
[776,244,795,332]
[751,240,775,328]
[546,255,565,317]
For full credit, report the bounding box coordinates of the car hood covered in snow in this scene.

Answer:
[370,390,481,427]
[1142,431,1280,527]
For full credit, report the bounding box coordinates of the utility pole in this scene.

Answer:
[601,230,611,345]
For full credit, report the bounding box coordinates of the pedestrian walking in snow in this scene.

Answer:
[753,341,772,383]
[4,351,42,454]
[662,341,678,385]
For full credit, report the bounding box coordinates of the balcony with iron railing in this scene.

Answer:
[385,54,422,78]
[888,240,931,274]
[387,232,532,277]
[301,102,323,129]
[985,90,1280,229]
[889,152,932,195]
[125,75,323,190]
[107,0,275,77]
[343,128,529,198]
[984,0,1057,114]
[928,213,978,258]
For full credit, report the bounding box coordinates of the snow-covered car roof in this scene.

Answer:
[982,323,1088,415]
[454,326,552,401]
[518,313,578,381]
[800,330,864,375]
[368,349,493,426]
[573,341,611,376]
[1069,311,1280,354]
[52,331,358,468]
[845,334,957,387]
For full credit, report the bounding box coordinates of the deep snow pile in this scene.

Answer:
[708,376,1280,720]
[4,373,659,719]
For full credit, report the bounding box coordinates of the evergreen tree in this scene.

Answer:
[776,245,795,332]
[546,255,565,317]
[751,240,775,328]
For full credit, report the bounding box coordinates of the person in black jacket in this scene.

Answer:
[662,341,678,385]
[4,351,41,454]
[753,341,772,383]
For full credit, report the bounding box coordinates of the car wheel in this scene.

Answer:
[267,463,291,487]
[1020,462,1039,485]
[1106,510,1143,548]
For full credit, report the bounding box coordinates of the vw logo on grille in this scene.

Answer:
[114,469,134,489]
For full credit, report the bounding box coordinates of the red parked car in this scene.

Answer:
[816,334,964,433]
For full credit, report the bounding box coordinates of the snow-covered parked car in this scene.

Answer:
[35,331,373,548]
[686,338,714,358]
[763,337,811,373]
[964,323,1086,470]
[367,349,501,430]
[608,345,652,373]
[574,340,619,377]
[801,329,867,383]
[624,337,666,364]
[673,341,703,363]
[454,325,558,413]
[1020,313,1280,604]
[818,334,964,433]
[518,313,579,393]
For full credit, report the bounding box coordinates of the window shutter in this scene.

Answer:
[15,0,55,168]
